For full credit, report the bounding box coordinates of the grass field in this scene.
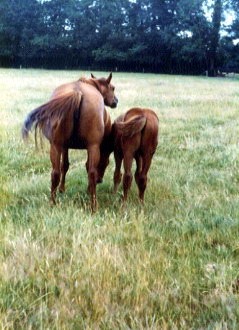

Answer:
[0,68,239,329]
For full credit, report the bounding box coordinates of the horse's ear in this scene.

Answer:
[91,73,96,79]
[106,72,112,84]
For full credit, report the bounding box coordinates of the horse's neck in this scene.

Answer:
[104,108,110,125]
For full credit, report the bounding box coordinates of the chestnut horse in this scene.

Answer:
[22,73,118,211]
[98,107,159,203]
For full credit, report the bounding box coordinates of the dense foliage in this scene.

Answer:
[0,0,239,74]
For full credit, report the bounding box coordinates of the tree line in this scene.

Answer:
[0,0,239,76]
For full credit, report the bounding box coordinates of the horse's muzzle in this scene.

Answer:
[111,97,118,108]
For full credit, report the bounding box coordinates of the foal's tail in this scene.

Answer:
[22,90,82,140]
[115,115,147,137]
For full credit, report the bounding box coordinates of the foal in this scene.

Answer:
[98,107,159,203]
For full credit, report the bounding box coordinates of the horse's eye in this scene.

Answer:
[112,86,115,91]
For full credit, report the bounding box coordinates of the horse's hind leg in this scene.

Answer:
[87,144,100,212]
[50,144,62,204]
[59,148,69,193]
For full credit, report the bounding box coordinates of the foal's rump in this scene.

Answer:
[115,115,147,137]
[22,89,82,143]
[114,107,159,155]
[114,107,158,138]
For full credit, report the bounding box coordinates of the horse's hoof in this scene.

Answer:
[91,201,98,213]
[50,199,56,206]
[121,195,127,205]
[59,187,65,193]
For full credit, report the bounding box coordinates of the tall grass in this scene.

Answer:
[0,69,239,329]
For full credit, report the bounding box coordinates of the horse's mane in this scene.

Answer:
[78,76,107,91]
[78,77,99,87]
[78,77,91,84]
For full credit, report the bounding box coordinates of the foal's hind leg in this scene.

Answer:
[50,144,62,204]
[122,151,134,203]
[59,148,69,193]
[136,153,153,203]
[134,154,142,187]
[113,152,122,193]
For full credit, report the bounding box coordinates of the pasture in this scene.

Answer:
[0,69,239,329]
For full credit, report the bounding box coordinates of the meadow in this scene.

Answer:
[0,68,239,329]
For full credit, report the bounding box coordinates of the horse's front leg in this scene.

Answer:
[50,144,62,204]
[87,144,100,212]
[59,148,69,193]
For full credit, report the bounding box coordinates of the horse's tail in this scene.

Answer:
[115,115,147,137]
[22,90,82,141]
[22,106,41,140]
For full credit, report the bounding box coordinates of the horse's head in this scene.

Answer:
[91,72,118,108]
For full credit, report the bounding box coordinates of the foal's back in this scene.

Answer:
[122,107,159,155]
[112,107,159,202]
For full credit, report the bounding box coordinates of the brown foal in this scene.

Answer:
[98,107,159,203]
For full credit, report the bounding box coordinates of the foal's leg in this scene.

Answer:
[137,153,153,203]
[50,144,62,204]
[122,151,134,203]
[59,148,69,193]
[113,152,122,193]
[87,144,100,212]
[134,154,142,187]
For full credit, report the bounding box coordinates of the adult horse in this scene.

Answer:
[22,73,118,211]
[97,107,159,203]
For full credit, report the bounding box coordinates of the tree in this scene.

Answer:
[90,0,133,70]
[0,0,42,66]
[206,0,223,76]
[0,0,237,73]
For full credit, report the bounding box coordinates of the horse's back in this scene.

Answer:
[80,82,104,116]
[77,82,105,144]
[51,81,81,99]
[52,80,105,148]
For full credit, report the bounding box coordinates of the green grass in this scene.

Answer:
[0,68,239,329]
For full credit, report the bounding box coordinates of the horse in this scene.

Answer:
[22,72,118,211]
[97,107,159,203]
